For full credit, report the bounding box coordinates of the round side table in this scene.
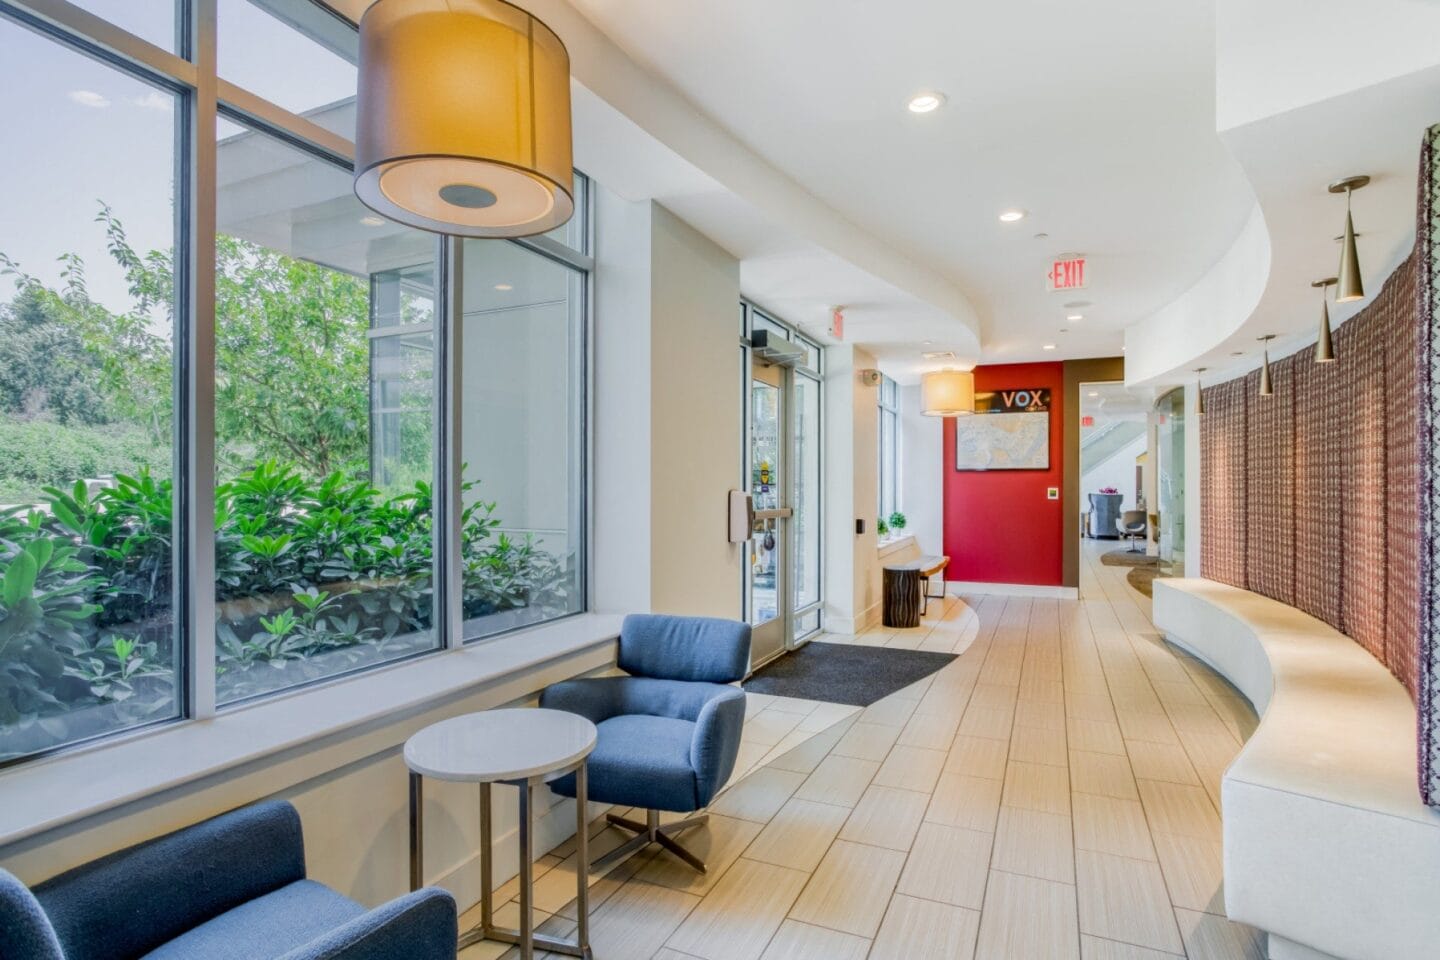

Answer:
[404,708,597,960]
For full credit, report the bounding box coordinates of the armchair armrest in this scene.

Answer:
[278,888,457,960]
[690,686,747,806]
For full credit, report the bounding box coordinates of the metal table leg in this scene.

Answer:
[408,771,423,893]
[456,764,594,959]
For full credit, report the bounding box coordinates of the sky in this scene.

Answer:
[0,0,357,316]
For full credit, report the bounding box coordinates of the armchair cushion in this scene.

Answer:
[550,714,699,811]
[35,800,307,960]
[139,880,364,960]
[618,614,750,683]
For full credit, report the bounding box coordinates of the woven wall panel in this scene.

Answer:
[1419,122,1440,806]
[1245,354,1296,605]
[1384,253,1421,700]
[1337,297,1390,663]
[1293,346,1345,629]
[1200,376,1248,589]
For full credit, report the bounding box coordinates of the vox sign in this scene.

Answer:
[1048,256,1087,291]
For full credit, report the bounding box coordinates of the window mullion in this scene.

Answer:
[436,237,464,649]
[184,0,218,720]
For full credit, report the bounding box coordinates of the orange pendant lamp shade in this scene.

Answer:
[355,0,574,238]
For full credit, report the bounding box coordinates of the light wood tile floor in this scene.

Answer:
[462,541,1265,959]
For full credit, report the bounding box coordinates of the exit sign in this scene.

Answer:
[1048,256,1087,291]
[1081,415,1094,427]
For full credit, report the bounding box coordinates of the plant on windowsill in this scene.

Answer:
[876,517,889,539]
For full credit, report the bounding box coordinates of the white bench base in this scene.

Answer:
[1153,579,1440,960]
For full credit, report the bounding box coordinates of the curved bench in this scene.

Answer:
[1152,578,1440,960]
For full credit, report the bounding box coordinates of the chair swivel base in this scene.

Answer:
[594,809,710,874]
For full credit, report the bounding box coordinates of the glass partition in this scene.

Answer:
[1155,387,1186,577]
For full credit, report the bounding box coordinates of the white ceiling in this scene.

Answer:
[562,0,1256,372]
[326,0,1269,380]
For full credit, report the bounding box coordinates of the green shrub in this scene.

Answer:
[0,420,170,504]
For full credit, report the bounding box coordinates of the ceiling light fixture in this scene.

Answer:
[359,215,385,227]
[1329,175,1370,302]
[920,369,975,417]
[1042,343,1056,351]
[1257,335,1276,396]
[494,283,513,291]
[1067,314,1083,322]
[998,209,1027,223]
[1088,391,1099,398]
[1312,277,1338,362]
[1194,367,1208,415]
[907,91,946,113]
[355,0,575,238]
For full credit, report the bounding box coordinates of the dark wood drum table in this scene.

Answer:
[882,555,950,628]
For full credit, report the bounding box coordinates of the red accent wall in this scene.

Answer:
[943,362,1065,585]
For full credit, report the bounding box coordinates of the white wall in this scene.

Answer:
[899,384,943,555]
[1079,431,1147,517]
[592,189,743,618]
[649,205,743,617]
[822,346,881,634]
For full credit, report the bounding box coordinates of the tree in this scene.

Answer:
[0,203,373,480]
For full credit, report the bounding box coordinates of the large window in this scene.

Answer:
[0,15,182,761]
[459,239,586,640]
[211,122,440,705]
[878,374,900,524]
[0,1,590,765]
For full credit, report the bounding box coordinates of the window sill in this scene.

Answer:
[877,534,916,559]
[0,613,623,848]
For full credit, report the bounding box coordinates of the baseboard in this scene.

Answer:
[825,600,883,636]
[946,580,1079,600]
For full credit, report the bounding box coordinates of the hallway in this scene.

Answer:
[468,541,1263,959]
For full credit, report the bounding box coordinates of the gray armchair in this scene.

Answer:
[0,801,456,960]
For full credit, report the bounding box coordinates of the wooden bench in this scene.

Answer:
[882,555,950,628]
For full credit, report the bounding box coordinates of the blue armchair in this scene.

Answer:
[541,613,751,874]
[0,800,456,960]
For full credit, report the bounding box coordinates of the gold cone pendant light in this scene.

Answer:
[921,369,976,417]
[1329,175,1369,303]
[1257,335,1276,396]
[1194,367,1207,416]
[355,0,575,238]
[1312,277,1337,363]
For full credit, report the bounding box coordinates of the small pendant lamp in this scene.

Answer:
[1329,175,1370,303]
[1312,277,1337,363]
[920,369,976,417]
[355,0,575,238]
[1257,335,1276,397]
[1194,367,1207,416]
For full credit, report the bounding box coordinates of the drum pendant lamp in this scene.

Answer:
[354,0,574,238]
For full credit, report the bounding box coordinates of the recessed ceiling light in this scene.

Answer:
[1042,343,1056,351]
[1088,391,1099,398]
[998,209,1027,223]
[494,283,513,291]
[907,91,946,113]
[359,215,385,227]
[1067,313,1084,322]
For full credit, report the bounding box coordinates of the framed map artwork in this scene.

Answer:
[955,387,1051,470]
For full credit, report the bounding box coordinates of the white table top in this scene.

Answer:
[404,708,597,783]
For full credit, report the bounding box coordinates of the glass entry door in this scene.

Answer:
[748,358,789,667]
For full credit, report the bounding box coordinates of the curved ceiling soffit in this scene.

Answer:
[445,0,987,350]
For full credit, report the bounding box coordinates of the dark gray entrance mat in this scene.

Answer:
[743,642,957,707]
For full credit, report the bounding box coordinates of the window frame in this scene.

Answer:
[0,0,593,768]
[878,374,900,523]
